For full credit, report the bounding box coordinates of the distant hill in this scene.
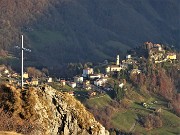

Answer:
[0,0,179,68]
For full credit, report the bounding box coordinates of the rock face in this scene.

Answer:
[33,85,109,135]
[0,84,109,135]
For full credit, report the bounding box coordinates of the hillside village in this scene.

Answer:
[0,42,179,134]
[0,1,179,134]
[0,42,178,100]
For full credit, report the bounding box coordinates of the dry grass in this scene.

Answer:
[0,131,22,135]
[0,83,38,120]
[0,83,22,117]
[121,98,133,109]
[0,83,39,134]
[20,87,39,121]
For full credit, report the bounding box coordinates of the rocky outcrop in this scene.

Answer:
[0,84,109,135]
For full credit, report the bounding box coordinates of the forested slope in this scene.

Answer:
[0,0,179,67]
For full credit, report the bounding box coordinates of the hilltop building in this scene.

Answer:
[106,55,122,73]
[144,42,163,51]
[146,42,177,63]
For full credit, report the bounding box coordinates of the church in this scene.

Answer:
[106,55,122,73]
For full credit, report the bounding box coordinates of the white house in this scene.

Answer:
[68,82,76,88]
[74,76,83,84]
[106,65,122,73]
[94,79,103,86]
[126,55,131,59]
[82,68,94,77]
[119,83,124,88]
[89,74,101,80]
[94,78,107,87]
[47,77,53,83]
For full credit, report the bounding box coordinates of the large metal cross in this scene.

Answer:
[15,35,31,89]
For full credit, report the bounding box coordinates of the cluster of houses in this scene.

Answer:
[0,64,109,99]
[145,42,177,63]
[0,65,22,85]
[60,48,146,94]
[65,55,133,94]
[54,68,109,97]
[105,54,141,77]
[63,57,133,92]
[63,68,109,90]
[0,42,177,99]
[0,65,54,87]
[105,42,177,78]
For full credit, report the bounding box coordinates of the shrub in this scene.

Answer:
[142,114,162,129]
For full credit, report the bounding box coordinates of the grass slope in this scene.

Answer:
[83,90,180,134]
